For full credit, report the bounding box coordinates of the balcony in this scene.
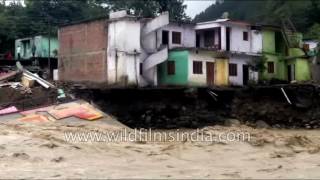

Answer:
[196,27,222,51]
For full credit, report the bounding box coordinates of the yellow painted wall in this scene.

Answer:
[215,58,229,86]
[188,51,216,86]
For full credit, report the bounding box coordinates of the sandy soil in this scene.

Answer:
[0,121,320,179]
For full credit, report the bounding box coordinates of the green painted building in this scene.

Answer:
[158,50,189,86]
[261,27,311,82]
[15,35,58,60]
[261,27,287,81]
[158,49,230,87]
[286,48,311,81]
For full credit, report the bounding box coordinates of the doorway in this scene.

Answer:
[206,62,215,86]
[287,64,295,82]
[162,30,169,46]
[243,65,249,85]
[226,27,231,51]
[196,34,200,48]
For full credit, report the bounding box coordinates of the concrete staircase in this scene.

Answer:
[140,12,169,85]
[143,46,168,71]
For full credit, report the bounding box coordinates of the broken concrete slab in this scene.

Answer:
[0,82,22,89]
[0,71,21,82]
[0,106,18,115]
[21,76,35,88]
[22,72,52,89]
[20,106,52,116]
[18,114,50,123]
[0,100,126,129]
[48,104,103,121]
[19,100,104,121]
[17,62,55,89]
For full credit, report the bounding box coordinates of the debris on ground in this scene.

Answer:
[0,62,59,115]
[11,101,104,122]
[17,62,55,89]
[0,106,18,115]
[18,114,51,123]
[0,70,21,82]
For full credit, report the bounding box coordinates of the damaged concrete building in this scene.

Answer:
[58,10,314,88]
[58,10,170,87]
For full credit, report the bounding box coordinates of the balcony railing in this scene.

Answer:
[200,44,221,51]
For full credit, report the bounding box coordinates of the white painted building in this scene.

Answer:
[156,22,196,49]
[195,19,262,54]
[107,14,142,86]
[193,19,262,85]
[106,12,264,87]
[60,10,264,87]
[107,10,169,87]
[228,55,259,86]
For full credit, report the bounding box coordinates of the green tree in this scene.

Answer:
[305,23,320,40]
[0,0,189,52]
[104,0,190,21]
[0,2,29,52]
[194,0,316,33]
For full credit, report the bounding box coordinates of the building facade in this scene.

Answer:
[157,19,262,87]
[59,11,169,86]
[15,35,58,60]
[58,10,312,88]
[260,26,312,83]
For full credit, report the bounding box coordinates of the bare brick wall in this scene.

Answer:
[58,19,108,83]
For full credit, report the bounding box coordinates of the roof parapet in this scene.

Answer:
[109,10,128,19]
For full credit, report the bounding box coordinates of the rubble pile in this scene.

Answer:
[0,62,58,112]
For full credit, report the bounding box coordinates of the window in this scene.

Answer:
[172,31,181,44]
[140,63,143,75]
[167,61,175,75]
[303,44,310,52]
[243,31,248,41]
[267,62,275,73]
[193,61,203,74]
[229,63,237,76]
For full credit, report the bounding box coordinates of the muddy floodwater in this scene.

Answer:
[0,120,320,179]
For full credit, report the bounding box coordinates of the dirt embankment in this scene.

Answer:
[0,86,57,110]
[231,85,320,129]
[70,84,320,129]
[72,88,230,129]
